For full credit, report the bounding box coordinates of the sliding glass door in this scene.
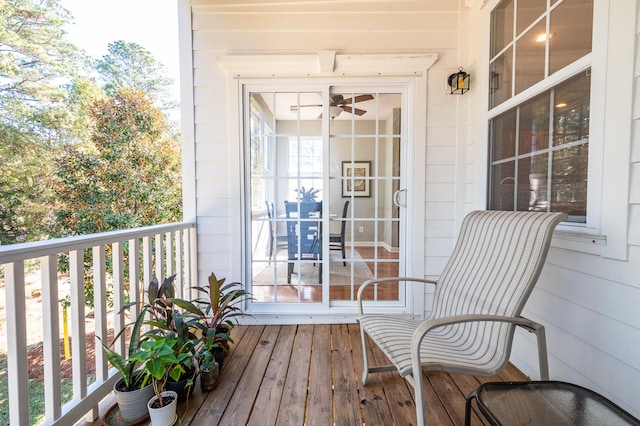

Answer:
[246,84,407,312]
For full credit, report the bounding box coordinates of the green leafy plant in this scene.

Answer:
[130,336,190,407]
[98,302,148,391]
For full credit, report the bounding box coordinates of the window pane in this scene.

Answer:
[517,154,549,211]
[553,71,590,147]
[549,0,593,74]
[551,144,587,221]
[491,0,515,58]
[490,161,515,211]
[490,109,517,161]
[516,0,546,35]
[515,19,546,94]
[489,49,513,109]
[519,92,550,155]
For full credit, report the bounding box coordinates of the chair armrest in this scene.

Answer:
[357,277,437,315]
[411,314,542,359]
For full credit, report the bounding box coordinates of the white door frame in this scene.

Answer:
[221,53,437,323]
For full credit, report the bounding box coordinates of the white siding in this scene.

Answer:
[183,0,640,418]
[186,0,462,284]
[459,0,640,418]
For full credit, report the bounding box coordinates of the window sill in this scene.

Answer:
[551,227,606,255]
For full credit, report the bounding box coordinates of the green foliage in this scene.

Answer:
[96,40,176,110]
[51,87,182,236]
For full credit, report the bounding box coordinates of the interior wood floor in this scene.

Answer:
[92,324,529,426]
[253,247,400,302]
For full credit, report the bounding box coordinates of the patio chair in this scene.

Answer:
[357,210,567,426]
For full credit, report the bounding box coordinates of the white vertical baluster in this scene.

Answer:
[41,254,62,422]
[155,233,164,284]
[6,261,29,425]
[112,241,125,356]
[176,229,184,299]
[69,249,87,400]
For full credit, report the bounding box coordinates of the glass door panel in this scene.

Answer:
[249,91,323,303]
[328,91,402,302]
[247,87,404,308]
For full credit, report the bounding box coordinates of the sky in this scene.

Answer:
[61,0,181,101]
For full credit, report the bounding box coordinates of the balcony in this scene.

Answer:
[0,222,197,425]
[86,324,527,426]
[0,222,531,425]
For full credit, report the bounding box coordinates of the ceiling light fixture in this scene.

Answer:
[535,32,554,43]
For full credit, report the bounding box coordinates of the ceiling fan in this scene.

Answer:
[290,94,374,118]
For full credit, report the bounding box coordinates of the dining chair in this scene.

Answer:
[265,201,287,263]
[284,200,322,284]
[357,210,567,426]
[329,200,350,266]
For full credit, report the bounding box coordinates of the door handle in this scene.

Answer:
[393,189,406,207]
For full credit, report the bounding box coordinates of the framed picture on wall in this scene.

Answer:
[342,161,371,197]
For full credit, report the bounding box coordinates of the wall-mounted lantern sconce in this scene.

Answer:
[448,67,470,94]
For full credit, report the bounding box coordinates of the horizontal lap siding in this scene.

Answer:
[190,0,462,289]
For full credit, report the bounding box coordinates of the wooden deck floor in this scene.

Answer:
[95,324,528,425]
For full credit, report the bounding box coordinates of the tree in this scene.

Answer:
[0,0,86,243]
[51,87,182,237]
[95,40,176,110]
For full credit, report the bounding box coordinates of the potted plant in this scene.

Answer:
[131,335,190,426]
[98,302,154,423]
[196,327,221,391]
[295,186,320,202]
[143,275,198,402]
[189,272,252,368]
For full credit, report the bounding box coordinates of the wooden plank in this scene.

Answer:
[190,325,265,424]
[331,324,361,425]
[275,324,314,425]
[369,336,418,426]
[419,371,455,426]
[449,373,490,426]
[306,325,333,426]
[426,371,468,426]
[348,324,394,425]
[247,325,296,426]
[219,325,280,425]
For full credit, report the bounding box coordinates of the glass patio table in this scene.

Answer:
[465,381,640,426]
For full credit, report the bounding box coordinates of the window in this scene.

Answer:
[488,0,593,223]
[249,96,273,212]
[288,137,323,199]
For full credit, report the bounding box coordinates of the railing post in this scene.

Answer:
[41,254,62,422]
[6,261,29,425]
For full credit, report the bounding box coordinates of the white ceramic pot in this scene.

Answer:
[147,390,178,426]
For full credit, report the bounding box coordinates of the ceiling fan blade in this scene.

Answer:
[290,104,322,111]
[342,105,367,116]
[339,94,374,105]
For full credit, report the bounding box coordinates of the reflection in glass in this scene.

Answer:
[489,50,513,109]
[491,161,515,211]
[515,19,546,95]
[516,0,546,34]
[519,92,549,155]
[490,0,514,58]
[549,0,593,75]
[490,109,517,161]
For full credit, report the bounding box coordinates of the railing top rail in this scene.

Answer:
[0,222,196,264]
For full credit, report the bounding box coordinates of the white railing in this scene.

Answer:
[0,222,197,425]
